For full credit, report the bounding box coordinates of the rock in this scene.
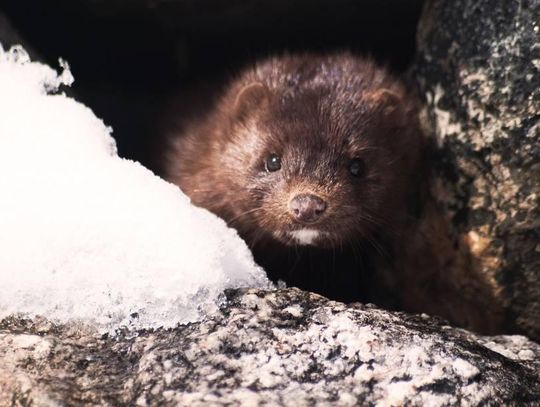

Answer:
[413,0,540,339]
[1,288,540,406]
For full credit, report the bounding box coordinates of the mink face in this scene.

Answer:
[165,54,422,253]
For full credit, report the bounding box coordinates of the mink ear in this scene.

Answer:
[233,82,270,120]
[365,88,402,112]
[365,88,407,125]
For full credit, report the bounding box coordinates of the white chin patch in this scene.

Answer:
[288,229,321,246]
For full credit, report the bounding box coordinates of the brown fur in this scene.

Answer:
[163,53,426,304]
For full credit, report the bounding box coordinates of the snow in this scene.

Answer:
[0,44,272,332]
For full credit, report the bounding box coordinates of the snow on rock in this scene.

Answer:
[0,44,272,332]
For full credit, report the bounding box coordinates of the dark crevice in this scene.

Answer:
[0,0,424,169]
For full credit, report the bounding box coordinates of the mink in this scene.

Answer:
[162,53,425,305]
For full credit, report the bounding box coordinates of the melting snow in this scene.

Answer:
[0,44,272,332]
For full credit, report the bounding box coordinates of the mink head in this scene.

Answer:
[176,54,422,248]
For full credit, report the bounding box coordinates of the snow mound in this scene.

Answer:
[0,44,272,332]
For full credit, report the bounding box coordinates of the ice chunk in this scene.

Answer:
[0,44,272,332]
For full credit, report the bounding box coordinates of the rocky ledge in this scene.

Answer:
[2,288,540,406]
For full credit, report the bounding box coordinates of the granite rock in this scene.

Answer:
[2,288,540,406]
[414,0,540,339]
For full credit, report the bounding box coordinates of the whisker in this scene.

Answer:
[227,207,265,226]
[347,238,363,270]
[366,234,389,259]
[249,228,267,251]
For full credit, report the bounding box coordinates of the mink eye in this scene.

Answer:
[265,154,282,172]
[349,158,367,177]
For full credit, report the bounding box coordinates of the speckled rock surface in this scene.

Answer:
[414,0,540,339]
[2,288,540,406]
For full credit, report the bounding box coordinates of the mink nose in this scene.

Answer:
[288,193,327,223]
